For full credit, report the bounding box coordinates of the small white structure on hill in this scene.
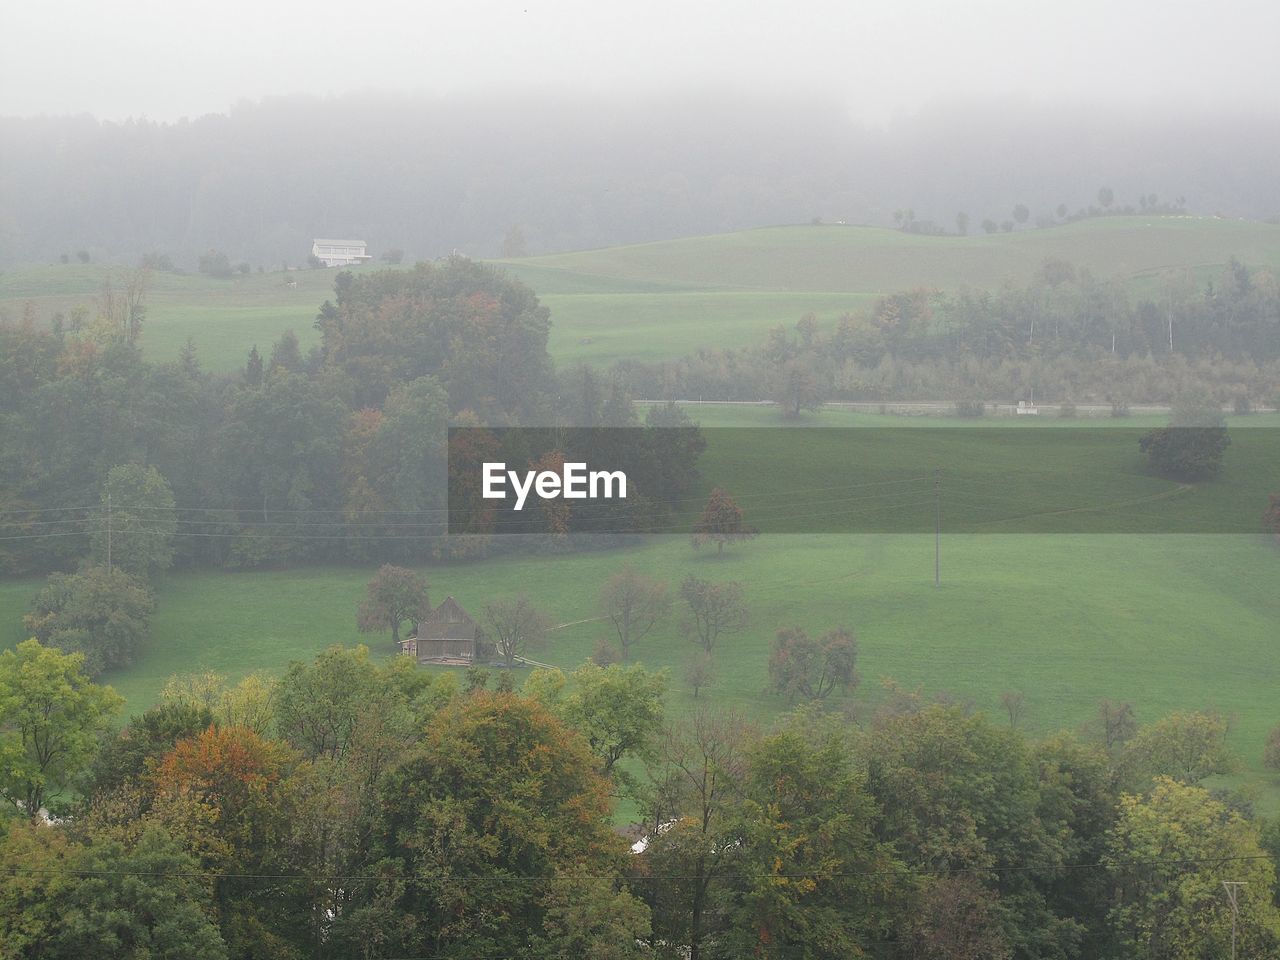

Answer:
[311,239,372,267]
[1016,400,1040,416]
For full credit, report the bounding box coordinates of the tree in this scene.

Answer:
[197,249,233,278]
[955,211,969,235]
[380,248,404,264]
[374,692,630,957]
[0,640,122,817]
[501,223,528,258]
[244,344,263,386]
[559,662,667,778]
[1012,203,1030,225]
[1106,778,1280,959]
[981,218,998,234]
[905,875,1013,960]
[1096,698,1138,752]
[1139,425,1230,480]
[767,625,859,701]
[355,564,431,649]
[600,567,669,661]
[274,644,402,762]
[691,487,757,555]
[53,828,229,960]
[483,594,551,668]
[770,355,828,418]
[641,707,749,960]
[1119,710,1236,788]
[687,651,714,700]
[267,329,303,374]
[90,463,177,576]
[1097,186,1114,209]
[1264,723,1280,772]
[679,576,747,654]
[86,699,214,798]
[0,819,80,956]
[24,566,155,676]
[720,719,896,958]
[1000,689,1027,728]
[1266,494,1280,541]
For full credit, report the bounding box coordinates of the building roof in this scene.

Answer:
[312,238,367,247]
[416,596,481,641]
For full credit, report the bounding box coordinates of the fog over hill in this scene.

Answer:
[2,94,1279,270]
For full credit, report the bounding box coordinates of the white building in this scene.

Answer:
[311,238,372,267]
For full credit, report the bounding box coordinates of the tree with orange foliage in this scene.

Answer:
[691,488,757,555]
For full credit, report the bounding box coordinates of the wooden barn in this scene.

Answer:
[399,596,491,664]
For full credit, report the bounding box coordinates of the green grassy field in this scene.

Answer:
[3,532,1278,804]
[5,216,1279,372]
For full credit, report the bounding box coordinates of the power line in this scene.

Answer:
[2,852,1275,885]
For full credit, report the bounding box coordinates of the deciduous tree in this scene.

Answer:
[356,564,431,649]
[24,565,155,675]
[90,463,177,576]
[679,576,747,654]
[0,640,122,818]
[767,625,859,701]
[483,594,551,668]
[691,488,757,555]
[559,662,667,779]
[600,567,669,661]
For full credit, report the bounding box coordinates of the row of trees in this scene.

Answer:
[612,260,1280,411]
[3,639,1280,958]
[941,188,1190,237]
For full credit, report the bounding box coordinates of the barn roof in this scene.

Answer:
[416,596,481,640]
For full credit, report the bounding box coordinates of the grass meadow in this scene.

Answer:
[5,216,1280,372]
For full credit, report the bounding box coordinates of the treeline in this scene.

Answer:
[0,258,703,575]
[613,260,1280,409]
[6,95,1280,269]
[4,641,1280,958]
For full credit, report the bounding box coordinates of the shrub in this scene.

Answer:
[197,249,233,278]
[954,399,985,418]
[1110,401,1130,418]
[1139,426,1231,480]
[591,640,621,667]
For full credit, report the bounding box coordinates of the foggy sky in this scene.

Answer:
[5,0,1280,122]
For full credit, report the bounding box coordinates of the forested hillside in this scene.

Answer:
[4,95,1280,269]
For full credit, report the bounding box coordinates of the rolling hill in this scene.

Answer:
[3,216,1279,371]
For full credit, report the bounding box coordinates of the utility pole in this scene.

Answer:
[1223,880,1246,960]
[934,468,941,588]
[106,492,112,573]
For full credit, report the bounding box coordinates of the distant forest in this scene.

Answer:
[3,95,1280,268]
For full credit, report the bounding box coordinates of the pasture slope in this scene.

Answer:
[1,407,1278,806]
[4,216,1280,370]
